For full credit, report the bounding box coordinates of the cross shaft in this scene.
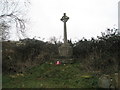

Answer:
[60,13,69,44]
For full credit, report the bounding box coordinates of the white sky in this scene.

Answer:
[26,0,119,41]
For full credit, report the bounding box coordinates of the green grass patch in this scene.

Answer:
[3,62,99,88]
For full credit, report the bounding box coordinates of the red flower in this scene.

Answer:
[55,61,61,65]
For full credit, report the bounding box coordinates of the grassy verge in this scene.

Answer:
[3,61,99,88]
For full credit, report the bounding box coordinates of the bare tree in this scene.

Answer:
[0,21,10,40]
[0,0,30,40]
[49,36,58,44]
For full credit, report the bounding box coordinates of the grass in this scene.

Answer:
[2,61,99,88]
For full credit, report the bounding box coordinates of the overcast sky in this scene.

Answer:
[26,0,119,41]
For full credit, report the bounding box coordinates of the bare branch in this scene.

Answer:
[0,0,30,40]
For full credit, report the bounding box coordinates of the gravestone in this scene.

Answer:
[58,13,73,63]
[98,74,118,88]
[118,72,120,88]
[98,74,110,88]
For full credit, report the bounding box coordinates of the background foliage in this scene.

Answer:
[2,29,120,74]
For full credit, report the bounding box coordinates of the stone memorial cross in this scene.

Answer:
[59,13,73,59]
[60,13,69,44]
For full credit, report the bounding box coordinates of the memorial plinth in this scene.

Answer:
[59,43,72,58]
[58,13,73,63]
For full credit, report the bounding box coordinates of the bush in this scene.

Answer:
[2,38,59,74]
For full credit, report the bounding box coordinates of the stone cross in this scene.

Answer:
[60,13,69,44]
[59,13,73,58]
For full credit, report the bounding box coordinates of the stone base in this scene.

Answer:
[56,58,74,64]
[58,43,73,58]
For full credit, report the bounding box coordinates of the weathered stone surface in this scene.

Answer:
[98,74,110,88]
[118,72,120,88]
[98,74,118,88]
[57,13,73,63]
[56,58,74,64]
[59,43,72,58]
[58,13,73,59]
[60,13,69,44]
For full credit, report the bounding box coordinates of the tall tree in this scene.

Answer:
[0,0,30,40]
